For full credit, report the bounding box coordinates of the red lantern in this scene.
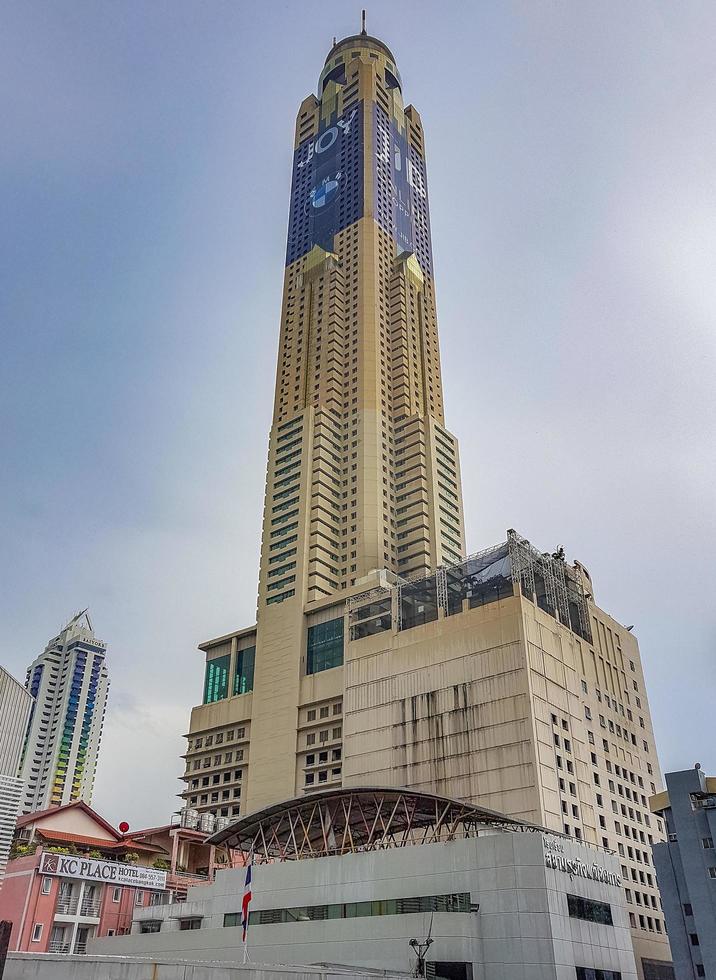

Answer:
[119,821,130,833]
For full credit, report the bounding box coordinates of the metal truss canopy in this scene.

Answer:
[206,786,542,862]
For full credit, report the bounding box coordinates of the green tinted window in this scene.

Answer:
[307,618,344,675]
[234,647,255,696]
[203,655,229,704]
[246,893,470,926]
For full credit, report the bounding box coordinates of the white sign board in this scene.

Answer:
[39,851,167,890]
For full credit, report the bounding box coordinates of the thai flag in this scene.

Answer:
[241,860,252,942]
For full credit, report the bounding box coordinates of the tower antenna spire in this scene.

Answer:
[361,9,366,35]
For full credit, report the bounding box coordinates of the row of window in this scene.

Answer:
[225,892,471,927]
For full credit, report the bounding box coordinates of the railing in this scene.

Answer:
[48,941,70,953]
[80,900,101,917]
[73,941,87,955]
[55,897,78,915]
[168,870,210,881]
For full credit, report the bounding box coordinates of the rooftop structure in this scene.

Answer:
[207,785,545,861]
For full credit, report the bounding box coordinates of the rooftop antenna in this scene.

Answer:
[361,9,367,34]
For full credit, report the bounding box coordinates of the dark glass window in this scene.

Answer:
[575,971,622,980]
[234,647,255,695]
[400,576,439,630]
[243,892,470,926]
[139,921,161,934]
[203,655,230,704]
[179,918,202,930]
[568,894,613,926]
[307,618,344,675]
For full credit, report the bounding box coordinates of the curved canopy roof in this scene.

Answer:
[207,786,544,861]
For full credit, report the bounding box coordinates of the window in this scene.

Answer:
[203,655,230,703]
[702,837,714,849]
[234,647,255,695]
[683,903,693,916]
[179,918,202,930]
[306,618,344,674]
[41,877,52,895]
[226,892,471,928]
[567,894,613,926]
[112,887,122,903]
[135,890,145,906]
[31,923,43,942]
[690,933,699,946]
[575,971,622,980]
[140,921,161,934]
[708,867,716,878]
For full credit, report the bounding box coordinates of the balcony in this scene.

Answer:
[73,941,87,955]
[48,941,71,953]
[80,899,101,917]
[55,897,78,915]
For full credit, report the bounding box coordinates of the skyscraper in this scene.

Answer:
[0,665,32,882]
[20,610,110,813]
[180,27,672,979]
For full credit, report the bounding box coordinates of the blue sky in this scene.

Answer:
[2,1,714,828]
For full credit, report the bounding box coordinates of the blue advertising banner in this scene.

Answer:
[286,103,364,266]
[373,104,433,275]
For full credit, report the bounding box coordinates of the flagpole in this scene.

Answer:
[242,848,253,965]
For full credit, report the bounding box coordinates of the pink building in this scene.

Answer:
[0,801,218,954]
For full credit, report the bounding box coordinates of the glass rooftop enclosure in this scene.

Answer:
[348,529,592,644]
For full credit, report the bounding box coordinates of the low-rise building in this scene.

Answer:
[0,800,219,954]
[650,767,716,979]
[94,787,639,980]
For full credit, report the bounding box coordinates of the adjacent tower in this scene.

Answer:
[19,611,110,813]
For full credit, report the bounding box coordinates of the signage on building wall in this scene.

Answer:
[39,852,167,890]
[544,850,622,887]
[286,103,364,266]
[373,104,416,255]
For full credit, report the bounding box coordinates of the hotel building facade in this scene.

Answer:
[19,611,110,813]
[178,28,672,980]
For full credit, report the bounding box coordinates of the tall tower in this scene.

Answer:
[180,31,671,977]
[20,611,110,813]
[259,28,464,609]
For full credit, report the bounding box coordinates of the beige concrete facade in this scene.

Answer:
[180,31,671,980]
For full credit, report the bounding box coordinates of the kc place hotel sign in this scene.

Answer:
[39,852,167,890]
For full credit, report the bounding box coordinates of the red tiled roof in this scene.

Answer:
[35,828,163,853]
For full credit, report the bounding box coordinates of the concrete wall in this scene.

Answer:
[92,831,637,980]
[5,953,401,980]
